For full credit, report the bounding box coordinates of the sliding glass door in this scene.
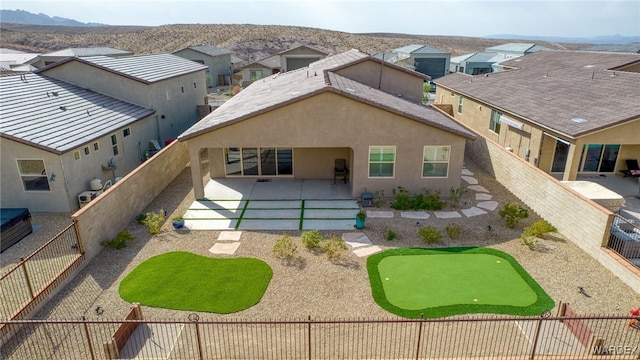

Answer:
[579,144,619,173]
[225,147,293,176]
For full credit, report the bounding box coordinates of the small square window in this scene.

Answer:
[83,146,90,155]
[93,142,99,151]
[74,151,80,160]
[123,128,131,137]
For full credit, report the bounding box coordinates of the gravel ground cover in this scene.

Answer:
[18,158,640,322]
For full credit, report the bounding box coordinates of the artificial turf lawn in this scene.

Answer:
[367,247,554,318]
[119,251,272,314]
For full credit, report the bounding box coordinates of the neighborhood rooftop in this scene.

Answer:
[393,44,449,54]
[436,50,640,138]
[39,53,208,84]
[180,49,473,140]
[0,73,155,153]
[178,44,232,56]
[43,47,132,57]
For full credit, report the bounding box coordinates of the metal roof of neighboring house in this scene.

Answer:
[0,52,40,66]
[485,43,548,53]
[581,44,640,53]
[243,55,281,70]
[393,44,449,54]
[179,49,474,141]
[175,44,233,57]
[41,54,208,84]
[43,47,133,57]
[462,52,506,63]
[436,50,640,138]
[0,73,155,154]
[278,44,328,56]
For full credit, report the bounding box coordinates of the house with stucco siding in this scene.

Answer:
[173,45,233,87]
[178,49,475,200]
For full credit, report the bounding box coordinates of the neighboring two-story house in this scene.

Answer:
[435,50,640,181]
[173,45,233,87]
[38,53,209,143]
[34,47,133,68]
[238,45,328,86]
[179,49,475,200]
[449,43,549,75]
[0,73,156,212]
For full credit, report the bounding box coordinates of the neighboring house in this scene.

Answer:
[238,55,281,87]
[581,44,640,54]
[173,45,233,87]
[387,44,451,79]
[0,48,40,73]
[0,73,156,212]
[450,43,549,74]
[278,44,327,72]
[38,53,208,143]
[435,50,640,181]
[35,47,133,68]
[178,49,475,200]
[231,54,246,71]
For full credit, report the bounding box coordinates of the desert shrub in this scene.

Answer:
[521,220,557,246]
[374,190,386,207]
[101,230,134,249]
[423,189,446,210]
[419,226,442,244]
[411,193,427,210]
[273,234,298,259]
[135,213,147,224]
[391,186,412,210]
[499,203,529,228]
[449,187,462,208]
[386,229,397,241]
[301,230,323,249]
[143,210,166,234]
[445,223,461,239]
[320,236,348,260]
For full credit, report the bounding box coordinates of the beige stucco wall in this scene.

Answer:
[185,92,467,198]
[239,66,275,85]
[41,61,207,142]
[72,140,189,260]
[334,60,424,103]
[173,48,232,87]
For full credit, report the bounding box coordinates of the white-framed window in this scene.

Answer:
[123,127,131,137]
[83,146,90,156]
[457,96,464,113]
[250,70,263,81]
[73,151,81,160]
[111,134,119,157]
[93,142,99,151]
[16,159,50,191]
[369,146,395,178]
[422,146,450,178]
[489,110,502,134]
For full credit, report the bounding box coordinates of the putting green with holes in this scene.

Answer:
[367,247,554,318]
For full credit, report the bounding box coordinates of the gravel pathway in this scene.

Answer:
[19,158,640,322]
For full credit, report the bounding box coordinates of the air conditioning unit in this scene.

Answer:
[78,190,97,208]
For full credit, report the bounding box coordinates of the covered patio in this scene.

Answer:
[573,174,640,222]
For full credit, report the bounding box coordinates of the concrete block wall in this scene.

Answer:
[72,141,189,260]
[466,135,640,292]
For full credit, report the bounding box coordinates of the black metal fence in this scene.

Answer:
[608,215,640,267]
[0,223,83,322]
[2,315,639,359]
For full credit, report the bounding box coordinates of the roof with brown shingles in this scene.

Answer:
[436,50,640,138]
[179,49,473,141]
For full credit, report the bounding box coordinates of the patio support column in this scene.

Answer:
[190,148,205,199]
[562,143,579,181]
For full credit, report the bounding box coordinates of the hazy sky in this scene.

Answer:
[2,0,639,38]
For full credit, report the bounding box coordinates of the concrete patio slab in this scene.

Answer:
[204,178,255,200]
[185,209,241,219]
[302,219,356,230]
[475,193,493,201]
[353,245,383,257]
[477,201,499,211]
[301,180,352,199]
[400,211,430,219]
[305,209,358,218]
[367,211,394,218]
[342,233,372,248]
[218,231,242,241]
[242,209,301,219]
[246,200,302,209]
[462,168,474,176]
[239,219,300,230]
[120,323,183,359]
[190,200,246,210]
[462,176,479,185]
[186,219,236,230]
[305,200,359,209]
[434,211,462,219]
[209,242,241,254]
[251,179,303,199]
[462,207,488,217]
[467,185,490,193]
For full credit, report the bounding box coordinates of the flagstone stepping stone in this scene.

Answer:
[209,242,240,255]
[461,176,479,185]
[475,193,493,201]
[461,207,488,217]
[467,185,490,193]
[353,245,383,257]
[367,211,394,218]
[342,233,372,248]
[217,231,242,241]
[434,211,462,219]
[461,168,474,176]
[477,201,499,211]
[400,211,430,219]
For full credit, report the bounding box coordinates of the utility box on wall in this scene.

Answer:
[361,192,374,207]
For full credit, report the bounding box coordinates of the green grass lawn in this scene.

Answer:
[119,251,272,314]
[367,247,554,318]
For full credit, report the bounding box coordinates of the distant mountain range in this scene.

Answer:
[484,33,640,45]
[0,9,106,27]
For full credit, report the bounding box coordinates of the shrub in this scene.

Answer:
[374,190,386,207]
[101,230,134,249]
[135,213,147,224]
[273,234,298,259]
[423,189,446,210]
[499,203,529,228]
[301,230,323,249]
[449,187,462,208]
[143,210,166,234]
[391,186,412,210]
[320,236,348,260]
[386,229,397,241]
[445,223,462,239]
[419,226,442,244]
[521,220,557,246]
